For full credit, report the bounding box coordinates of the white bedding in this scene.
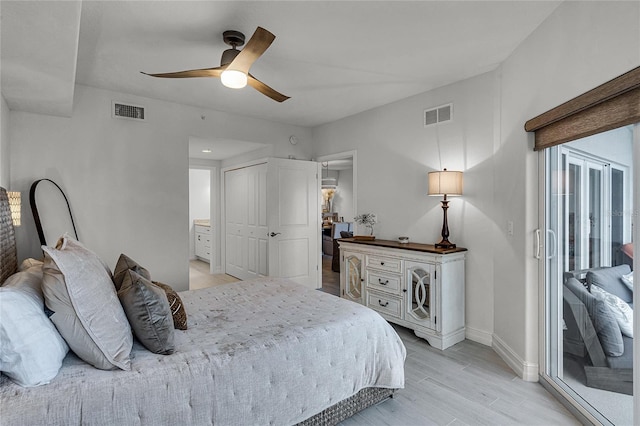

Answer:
[0,278,406,425]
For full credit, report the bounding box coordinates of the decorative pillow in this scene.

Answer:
[586,265,632,303]
[0,286,68,387]
[565,277,624,356]
[591,285,633,338]
[113,254,151,291]
[111,253,187,330]
[118,270,175,354]
[42,235,132,370]
[153,281,188,330]
[622,272,633,292]
[590,295,625,356]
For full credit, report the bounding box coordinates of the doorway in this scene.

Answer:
[188,166,215,289]
[543,126,635,424]
[316,151,357,296]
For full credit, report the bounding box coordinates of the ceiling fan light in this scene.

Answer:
[221,70,247,89]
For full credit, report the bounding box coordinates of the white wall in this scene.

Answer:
[189,168,210,260]
[333,168,354,222]
[494,0,640,379]
[9,84,313,290]
[1,94,9,188]
[313,71,497,345]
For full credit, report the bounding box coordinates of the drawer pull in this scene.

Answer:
[380,261,385,266]
[378,300,389,307]
[378,278,389,285]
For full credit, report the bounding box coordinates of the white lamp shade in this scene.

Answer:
[321,177,337,189]
[428,170,463,196]
[220,69,247,89]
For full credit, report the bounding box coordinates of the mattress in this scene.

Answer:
[0,277,406,425]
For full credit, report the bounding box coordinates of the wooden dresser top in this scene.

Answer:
[339,238,467,254]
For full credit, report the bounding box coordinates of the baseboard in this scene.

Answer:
[492,334,539,382]
[465,326,493,346]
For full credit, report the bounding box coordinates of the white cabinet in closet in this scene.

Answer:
[195,224,212,263]
[339,239,466,350]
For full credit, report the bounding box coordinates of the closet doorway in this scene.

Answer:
[316,151,357,296]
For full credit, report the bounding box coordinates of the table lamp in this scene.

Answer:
[428,169,463,249]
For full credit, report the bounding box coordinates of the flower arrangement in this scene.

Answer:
[354,213,377,236]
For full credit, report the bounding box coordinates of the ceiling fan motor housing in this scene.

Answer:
[221,48,241,66]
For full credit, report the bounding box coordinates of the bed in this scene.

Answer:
[0,188,406,425]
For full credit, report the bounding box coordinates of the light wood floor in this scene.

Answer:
[341,325,579,425]
[189,260,578,425]
[320,254,340,296]
[189,260,239,290]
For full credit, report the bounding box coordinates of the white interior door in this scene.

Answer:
[246,165,268,278]
[224,163,268,280]
[224,167,247,279]
[267,158,320,289]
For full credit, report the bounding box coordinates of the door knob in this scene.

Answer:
[269,232,281,237]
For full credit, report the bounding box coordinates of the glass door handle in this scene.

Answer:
[534,229,541,260]
[547,229,557,260]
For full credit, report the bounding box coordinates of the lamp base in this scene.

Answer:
[435,239,456,249]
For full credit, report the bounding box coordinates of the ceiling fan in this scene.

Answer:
[141,27,289,102]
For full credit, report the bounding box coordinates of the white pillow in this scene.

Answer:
[622,271,633,292]
[0,287,69,387]
[19,258,44,272]
[591,285,633,338]
[3,262,45,306]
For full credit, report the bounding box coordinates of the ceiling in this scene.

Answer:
[189,136,268,160]
[2,1,560,129]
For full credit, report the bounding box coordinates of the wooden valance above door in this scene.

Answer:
[524,66,640,151]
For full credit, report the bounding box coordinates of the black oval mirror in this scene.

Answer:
[29,179,78,246]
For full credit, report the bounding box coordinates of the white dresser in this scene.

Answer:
[339,239,466,350]
[194,222,212,263]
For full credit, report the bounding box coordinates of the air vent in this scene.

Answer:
[112,101,145,121]
[424,103,453,127]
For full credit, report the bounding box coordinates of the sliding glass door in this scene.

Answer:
[544,126,634,424]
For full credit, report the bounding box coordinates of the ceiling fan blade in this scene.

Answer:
[226,27,275,74]
[248,74,290,102]
[141,66,224,79]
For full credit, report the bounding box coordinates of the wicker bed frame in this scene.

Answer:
[0,187,394,425]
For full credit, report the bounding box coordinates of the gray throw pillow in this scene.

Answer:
[113,254,151,291]
[565,277,624,356]
[586,265,632,303]
[42,236,132,370]
[112,254,188,330]
[118,270,175,355]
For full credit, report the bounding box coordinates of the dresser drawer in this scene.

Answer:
[366,291,402,319]
[195,224,211,234]
[365,255,401,273]
[366,271,401,294]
